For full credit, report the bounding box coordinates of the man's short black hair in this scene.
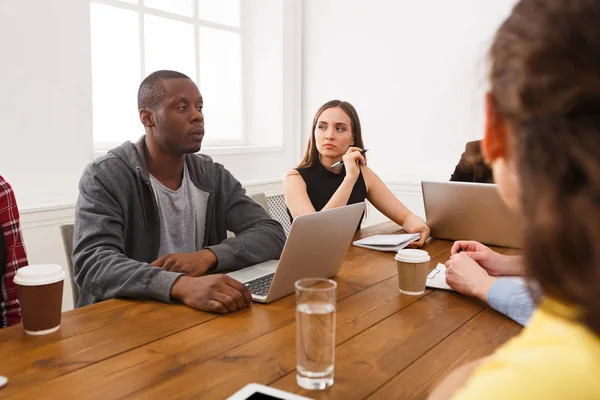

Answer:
[137,70,191,111]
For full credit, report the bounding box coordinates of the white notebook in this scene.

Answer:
[426,263,454,290]
[427,263,527,291]
[352,233,420,252]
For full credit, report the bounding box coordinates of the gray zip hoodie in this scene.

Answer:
[73,137,286,307]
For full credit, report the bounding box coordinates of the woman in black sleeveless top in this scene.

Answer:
[284,100,430,247]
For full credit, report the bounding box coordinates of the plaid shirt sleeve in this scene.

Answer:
[0,175,28,328]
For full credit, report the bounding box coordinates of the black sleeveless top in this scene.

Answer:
[287,162,367,227]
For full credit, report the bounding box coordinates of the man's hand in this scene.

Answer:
[171,275,252,314]
[450,240,523,276]
[403,214,430,248]
[445,253,496,302]
[152,249,218,277]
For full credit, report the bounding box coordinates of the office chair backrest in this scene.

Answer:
[59,224,79,306]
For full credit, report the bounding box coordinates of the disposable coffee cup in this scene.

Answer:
[13,264,66,335]
[395,249,431,295]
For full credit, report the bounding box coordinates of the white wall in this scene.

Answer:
[0,0,93,210]
[301,0,517,189]
[0,0,93,312]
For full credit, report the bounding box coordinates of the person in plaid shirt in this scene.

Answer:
[0,175,27,327]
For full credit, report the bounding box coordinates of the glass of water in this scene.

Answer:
[295,278,337,390]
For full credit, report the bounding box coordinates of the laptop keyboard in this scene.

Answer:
[244,273,275,297]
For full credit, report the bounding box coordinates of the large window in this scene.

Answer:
[90,0,244,150]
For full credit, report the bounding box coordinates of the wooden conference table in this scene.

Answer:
[0,222,522,399]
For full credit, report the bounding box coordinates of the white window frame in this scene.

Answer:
[90,0,300,160]
[90,0,247,154]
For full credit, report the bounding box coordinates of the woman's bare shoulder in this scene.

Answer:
[284,169,301,178]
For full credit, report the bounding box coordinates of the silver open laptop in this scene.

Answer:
[227,202,365,303]
[421,181,522,248]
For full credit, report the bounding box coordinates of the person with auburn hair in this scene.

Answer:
[430,1,600,398]
[284,100,429,247]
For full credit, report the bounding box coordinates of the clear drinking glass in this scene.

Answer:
[295,278,337,390]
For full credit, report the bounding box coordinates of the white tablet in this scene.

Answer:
[227,383,312,400]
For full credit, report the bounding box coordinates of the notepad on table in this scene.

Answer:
[426,263,454,291]
[352,233,420,252]
[427,263,527,292]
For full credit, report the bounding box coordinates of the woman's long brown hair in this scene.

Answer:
[490,0,600,335]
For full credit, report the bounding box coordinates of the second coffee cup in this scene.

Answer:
[14,264,66,335]
[395,249,431,295]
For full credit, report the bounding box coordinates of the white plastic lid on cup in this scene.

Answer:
[13,264,66,286]
[395,249,431,263]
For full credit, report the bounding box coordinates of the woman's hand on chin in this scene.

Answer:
[341,147,366,182]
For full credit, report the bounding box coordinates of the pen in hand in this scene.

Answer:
[331,149,369,168]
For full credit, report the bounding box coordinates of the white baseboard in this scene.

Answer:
[20,205,75,229]
[386,180,422,196]
[242,179,284,198]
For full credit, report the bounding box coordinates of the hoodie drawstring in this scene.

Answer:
[135,166,149,230]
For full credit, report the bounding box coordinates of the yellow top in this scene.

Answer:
[452,298,600,400]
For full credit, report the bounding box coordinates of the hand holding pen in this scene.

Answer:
[331,148,369,168]
[331,147,368,182]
